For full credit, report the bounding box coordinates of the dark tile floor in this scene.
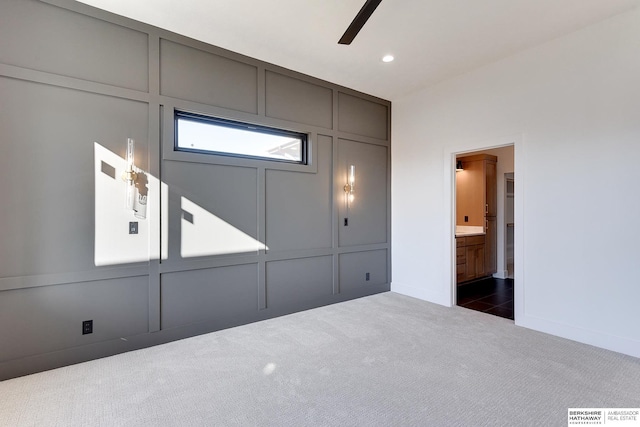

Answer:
[456,277,514,320]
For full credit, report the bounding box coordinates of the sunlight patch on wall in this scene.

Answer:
[95,142,261,265]
[94,142,167,266]
[181,197,266,258]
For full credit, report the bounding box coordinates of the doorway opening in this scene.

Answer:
[453,145,515,320]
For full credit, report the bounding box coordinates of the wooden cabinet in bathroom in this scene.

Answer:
[484,216,497,277]
[456,235,486,283]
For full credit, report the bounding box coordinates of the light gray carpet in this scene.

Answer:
[1,292,639,426]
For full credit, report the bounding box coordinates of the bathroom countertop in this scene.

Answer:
[455,226,485,237]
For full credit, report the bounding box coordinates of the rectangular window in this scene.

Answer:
[175,111,307,164]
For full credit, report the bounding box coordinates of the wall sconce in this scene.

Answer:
[344,164,355,203]
[122,138,147,219]
[456,160,464,172]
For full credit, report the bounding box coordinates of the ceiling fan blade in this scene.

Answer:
[338,0,382,45]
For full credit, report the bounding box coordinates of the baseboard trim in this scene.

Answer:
[517,314,640,359]
[492,270,509,279]
[390,281,451,307]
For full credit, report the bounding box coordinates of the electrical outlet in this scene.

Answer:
[464,216,468,223]
[366,272,370,281]
[344,218,349,226]
[82,320,93,335]
[129,222,138,234]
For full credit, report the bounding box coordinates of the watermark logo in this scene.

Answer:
[568,408,640,426]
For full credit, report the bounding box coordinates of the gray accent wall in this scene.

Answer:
[0,0,391,380]
[160,39,258,114]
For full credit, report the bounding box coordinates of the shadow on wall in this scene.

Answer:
[93,142,266,266]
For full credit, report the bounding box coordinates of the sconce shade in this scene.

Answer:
[344,165,355,194]
[123,138,136,210]
[122,138,146,218]
[456,160,464,171]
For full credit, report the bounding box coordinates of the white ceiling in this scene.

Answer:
[77,0,639,101]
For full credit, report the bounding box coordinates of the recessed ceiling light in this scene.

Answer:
[382,55,394,63]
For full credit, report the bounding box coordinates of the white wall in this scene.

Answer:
[391,7,640,357]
